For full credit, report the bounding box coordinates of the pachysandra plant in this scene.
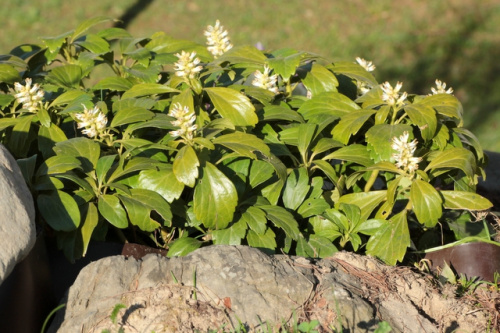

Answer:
[0,16,494,264]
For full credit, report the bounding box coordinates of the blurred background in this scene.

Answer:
[2,0,500,151]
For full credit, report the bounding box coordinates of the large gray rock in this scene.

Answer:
[0,144,36,284]
[49,245,488,333]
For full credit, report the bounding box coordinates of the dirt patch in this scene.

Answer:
[89,284,232,333]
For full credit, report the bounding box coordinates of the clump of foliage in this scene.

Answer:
[0,17,493,263]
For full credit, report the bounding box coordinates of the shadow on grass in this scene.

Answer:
[114,0,155,30]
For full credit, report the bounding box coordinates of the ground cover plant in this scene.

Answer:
[2,0,500,151]
[0,17,496,268]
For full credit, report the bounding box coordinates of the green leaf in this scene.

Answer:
[80,202,99,256]
[34,175,64,191]
[366,210,410,265]
[311,138,344,157]
[247,228,277,250]
[0,118,20,131]
[240,206,267,234]
[261,179,284,206]
[110,106,154,127]
[167,237,203,257]
[96,155,116,183]
[332,110,376,144]
[312,159,338,185]
[194,162,238,230]
[454,128,484,161]
[365,124,413,162]
[42,30,71,53]
[262,105,304,123]
[260,205,300,240]
[96,27,132,40]
[212,220,246,245]
[278,126,300,147]
[121,83,179,99]
[54,138,100,173]
[328,61,378,87]
[16,154,37,186]
[308,234,338,258]
[7,115,34,158]
[297,123,317,159]
[173,145,199,187]
[324,208,350,231]
[309,215,342,241]
[424,147,476,178]
[356,219,387,236]
[126,113,176,131]
[128,188,172,226]
[0,94,15,108]
[118,195,160,232]
[0,64,21,84]
[298,91,359,124]
[93,77,133,91]
[137,167,184,203]
[420,94,463,126]
[46,64,83,88]
[36,155,81,177]
[70,16,113,43]
[74,33,110,54]
[215,45,267,65]
[248,160,275,188]
[300,63,339,95]
[323,144,373,167]
[440,191,493,210]
[38,123,68,159]
[37,107,51,127]
[338,191,387,222]
[297,197,330,218]
[283,167,310,211]
[364,161,403,175]
[267,51,303,82]
[340,203,362,228]
[404,103,437,141]
[98,194,128,228]
[213,132,271,159]
[205,87,258,126]
[54,173,94,194]
[410,179,443,227]
[49,90,91,108]
[107,157,159,183]
[296,236,316,258]
[145,33,211,60]
[37,190,81,231]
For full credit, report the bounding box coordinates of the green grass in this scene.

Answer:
[2,0,500,151]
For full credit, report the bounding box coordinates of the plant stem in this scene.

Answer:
[364,170,379,192]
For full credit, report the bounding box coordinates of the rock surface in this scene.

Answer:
[0,144,36,284]
[48,245,488,333]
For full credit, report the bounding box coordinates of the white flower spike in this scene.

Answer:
[252,65,279,94]
[168,103,197,141]
[174,51,203,80]
[74,105,107,139]
[391,131,422,174]
[431,79,453,95]
[381,81,407,108]
[355,57,376,72]
[13,78,44,113]
[204,20,233,58]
